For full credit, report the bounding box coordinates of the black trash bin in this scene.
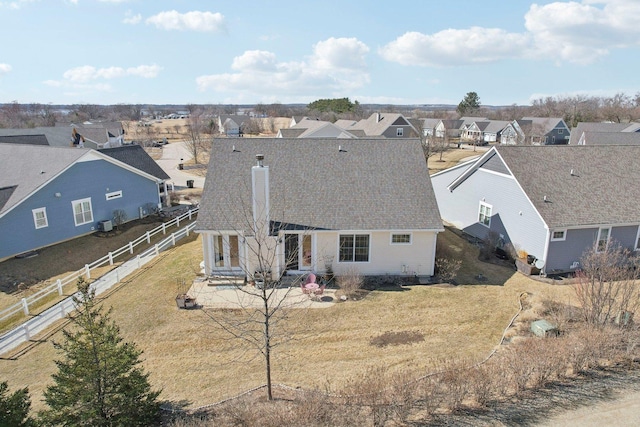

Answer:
[187,179,194,188]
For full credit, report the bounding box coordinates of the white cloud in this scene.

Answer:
[61,64,161,83]
[380,1,640,68]
[0,63,11,75]
[196,37,370,101]
[122,10,141,25]
[231,51,278,72]
[525,0,640,64]
[0,0,36,9]
[379,28,530,67]
[146,10,226,32]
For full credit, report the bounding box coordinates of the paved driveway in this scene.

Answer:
[155,141,206,189]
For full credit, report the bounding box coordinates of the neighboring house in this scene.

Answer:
[276,118,357,139]
[344,113,418,138]
[461,120,510,143]
[0,144,166,261]
[98,145,172,207]
[0,122,125,149]
[196,138,443,280]
[481,120,510,143]
[431,145,640,276]
[418,118,443,137]
[569,121,640,145]
[435,119,464,138]
[500,117,570,145]
[217,115,252,137]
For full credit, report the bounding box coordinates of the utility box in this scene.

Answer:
[530,319,559,337]
[98,220,113,232]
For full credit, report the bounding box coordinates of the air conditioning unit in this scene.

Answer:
[98,220,113,232]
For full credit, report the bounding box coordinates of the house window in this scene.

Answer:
[551,230,566,241]
[106,190,122,200]
[72,198,93,226]
[339,234,370,262]
[396,128,403,136]
[596,227,610,253]
[32,207,48,229]
[635,226,640,251]
[391,233,411,244]
[478,202,492,227]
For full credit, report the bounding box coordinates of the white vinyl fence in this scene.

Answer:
[0,209,198,356]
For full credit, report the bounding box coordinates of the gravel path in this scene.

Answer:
[429,366,640,426]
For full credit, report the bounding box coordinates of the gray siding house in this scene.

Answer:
[500,118,570,145]
[431,145,640,275]
[196,138,443,280]
[0,144,165,260]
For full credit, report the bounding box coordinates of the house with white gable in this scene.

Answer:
[196,138,443,282]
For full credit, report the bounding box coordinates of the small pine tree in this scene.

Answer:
[39,279,161,426]
[0,381,35,427]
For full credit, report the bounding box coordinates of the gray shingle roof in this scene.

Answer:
[99,145,170,180]
[347,113,415,136]
[0,127,72,147]
[0,144,89,215]
[578,131,640,145]
[0,134,49,145]
[569,122,640,144]
[197,138,442,232]
[495,145,640,228]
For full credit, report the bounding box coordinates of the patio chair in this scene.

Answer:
[314,284,325,296]
[304,273,317,285]
[301,282,310,294]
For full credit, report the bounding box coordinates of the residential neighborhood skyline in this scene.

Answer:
[0,0,639,106]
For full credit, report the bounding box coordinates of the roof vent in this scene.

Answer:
[256,154,264,167]
[338,145,347,152]
[232,145,239,152]
[570,169,575,176]
[543,195,550,202]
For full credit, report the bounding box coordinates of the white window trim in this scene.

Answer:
[338,233,371,263]
[32,207,48,229]
[478,201,492,228]
[635,226,640,251]
[106,190,123,200]
[551,229,566,242]
[390,233,412,245]
[396,128,403,136]
[596,227,610,253]
[72,197,93,226]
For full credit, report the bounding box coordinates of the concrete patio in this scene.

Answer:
[187,278,336,309]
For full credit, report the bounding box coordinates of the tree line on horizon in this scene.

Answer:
[1,91,640,129]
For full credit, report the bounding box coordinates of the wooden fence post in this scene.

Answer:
[108,252,114,265]
[57,279,63,295]
[146,231,151,244]
[85,264,91,279]
[129,241,134,254]
[21,298,29,316]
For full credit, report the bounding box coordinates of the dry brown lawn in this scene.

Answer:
[428,146,487,174]
[0,229,577,413]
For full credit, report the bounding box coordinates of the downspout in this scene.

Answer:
[541,226,551,276]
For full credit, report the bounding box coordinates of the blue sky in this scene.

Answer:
[0,0,638,106]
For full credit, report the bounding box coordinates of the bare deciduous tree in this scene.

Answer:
[184,107,209,164]
[574,242,640,326]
